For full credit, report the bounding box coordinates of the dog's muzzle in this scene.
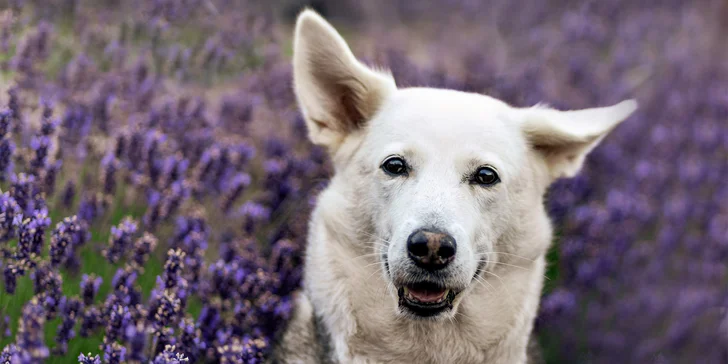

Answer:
[406,229,456,270]
[397,281,458,317]
[395,229,462,317]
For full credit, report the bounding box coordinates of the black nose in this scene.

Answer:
[407,229,457,270]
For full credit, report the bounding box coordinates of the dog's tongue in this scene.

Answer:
[407,287,447,303]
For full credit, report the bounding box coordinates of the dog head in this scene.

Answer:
[293,10,637,319]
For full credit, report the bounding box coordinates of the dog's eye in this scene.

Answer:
[472,166,499,186]
[381,157,408,176]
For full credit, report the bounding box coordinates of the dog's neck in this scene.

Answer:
[303,191,547,364]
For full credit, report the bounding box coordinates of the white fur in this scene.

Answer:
[276,10,637,364]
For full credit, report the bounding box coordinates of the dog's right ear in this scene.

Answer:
[293,10,396,150]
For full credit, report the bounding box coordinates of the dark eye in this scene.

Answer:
[473,166,499,186]
[381,157,408,176]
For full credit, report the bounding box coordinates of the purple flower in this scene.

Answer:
[3,259,31,294]
[61,180,76,208]
[239,201,271,235]
[103,304,131,344]
[29,135,51,175]
[124,320,148,363]
[0,192,21,242]
[152,345,189,363]
[197,301,221,347]
[2,315,9,338]
[77,193,109,223]
[31,262,63,319]
[217,337,245,364]
[159,153,189,189]
[10,173,37,215]
[241,336,268,364]
[149,289,182,353]
[159,181,191,221]
[79,306,101,338]
[80,274,102,306]
[111,266,141,305]
[162,248,186,291]
[50,215,81,266]
[78,353,101,364]
[15,297,49,361]
[1,345,19,363]
[100,153,121,196]
[0,109,14,181]
[103,217,138,264]
[131,232,158,269]
[55,297,83,355]
[11,208,50,268]
[102,339,126,364]
[144,190,163,228]
[177,317,205,362]
[221,173,251,213]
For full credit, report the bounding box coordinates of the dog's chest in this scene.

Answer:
[346,320,492,364]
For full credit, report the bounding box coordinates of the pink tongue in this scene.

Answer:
[408,288,446,303]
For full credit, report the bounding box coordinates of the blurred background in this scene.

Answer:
[0,0,726,363]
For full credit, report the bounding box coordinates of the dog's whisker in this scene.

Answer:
[364,265,385,281]
[481,270,518,308]
[477,259,552,281]
[346,251,384,262]
[475,251,537,263]
[455,309,479,324]
[361,261,384,269]
[472,275,495,295]
[386,281,395,296]
[347,227,393,246]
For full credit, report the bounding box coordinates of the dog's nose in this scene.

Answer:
[407,229,456,270]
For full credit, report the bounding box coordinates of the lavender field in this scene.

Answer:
[0,0,726,363]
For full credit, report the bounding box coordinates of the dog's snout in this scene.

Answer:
[407,229,456,270]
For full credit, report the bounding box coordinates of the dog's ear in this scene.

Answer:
[293,10,396,150]
[518,100,637,179]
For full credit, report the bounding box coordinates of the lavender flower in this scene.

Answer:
[55,297,83,354]
[2,316,9,338]
[102,339,126,364]
[0,345,19,364]
[0,1,723,362]
[15,297,49,361]
[80,274,102,306]
[79,306,101,338]
[10,173,37,215]
[61,180,76,208]
[131,232,158,269]
[0,110,15,181]
[77,192,109,223]
[50,215,81,266]
[221,173,251,213]
[0,192,21,243]
[29,135,51,176]
[103,217,138,264]
[177,317,205,363]
[78,353,101,364]
[239,201,271,236]
[103,304,131,344]
[3,259,31,294]
[31,262,63,319]
[152,345,189,363]
[100,153,121,196]
[162,248,186,291]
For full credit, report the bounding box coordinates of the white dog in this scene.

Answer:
[274,10,637,364]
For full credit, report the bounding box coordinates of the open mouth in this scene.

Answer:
[397,282,459,317]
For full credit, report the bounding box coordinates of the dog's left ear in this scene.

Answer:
[293,10,396,150]
[517,100,638,179]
